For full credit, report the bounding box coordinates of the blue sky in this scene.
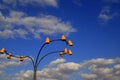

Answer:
[0,0,120,80]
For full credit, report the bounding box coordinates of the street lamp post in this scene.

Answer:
[0,35,73,80]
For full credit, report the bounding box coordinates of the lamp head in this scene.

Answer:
[61,35,66,41]
[68,50,72,55]
[20,56,25,61]
[0,48,5,54]
[45,37,50,44]
[67,40,73,46]
[59,52,63,57]
[64,48,68,54]
[7,53,12,59]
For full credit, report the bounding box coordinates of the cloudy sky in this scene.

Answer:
[0,0,120,80]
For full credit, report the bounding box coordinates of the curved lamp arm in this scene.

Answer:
[35,43,46,66]
[5,51,20,58]
[4,51,35,68]
[36,50,63,67]
[25,56,35,68]
[35,39,67,66]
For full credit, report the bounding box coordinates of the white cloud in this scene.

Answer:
[85,58,115,65]
[80,58,120,80]
[0,59,21,69]
[0,54,32,80]
[0,54,30,69]
[13,57,120,80]
[49,58,66,66]
[80,73,97,79]
[0,11,76,39]
[98,6,119,24]
[20,0,58,7]
[0,29,14,39]
[114,64,120,69]
[14,29,28,39]
[1,57,120,80]
[58,62,80,72]
[9,10,26,18]
[2,0,58,8]
[13,59,81,80]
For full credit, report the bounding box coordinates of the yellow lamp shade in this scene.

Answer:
[64,48,68,54]
[0,48,5,54]
[45,37,50,44]
[61,35,66,41]
[20,56,25,61]
[68,50,72,55]
[7,53,12,59]
[59,52,63,57]
[67,40,73,46]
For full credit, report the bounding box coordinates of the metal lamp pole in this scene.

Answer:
[0,35,73,80]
